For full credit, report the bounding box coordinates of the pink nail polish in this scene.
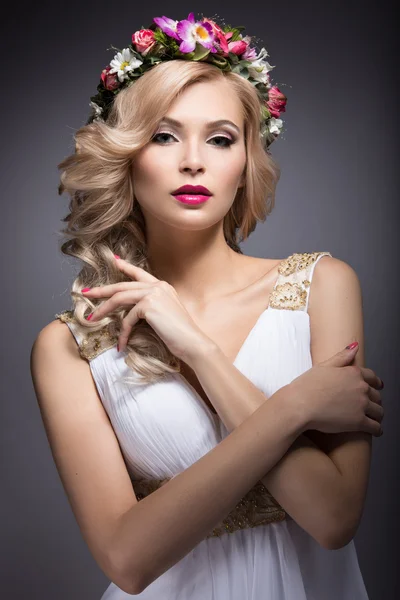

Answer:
[86,313,93,321]
[114,254,120,260]
[346,341,358,350]
[81,287,91,293]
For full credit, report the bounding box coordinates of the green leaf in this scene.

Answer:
[207,54,228,68]
[237,59,253,69]
[228,52,239,64]
[191,43,211,61]
[229,28,242,42]
[175,49,195,60]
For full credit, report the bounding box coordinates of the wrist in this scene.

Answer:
[273,383,310,435]
[183,336,220,370]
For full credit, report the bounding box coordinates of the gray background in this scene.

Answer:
[1,0,398,598]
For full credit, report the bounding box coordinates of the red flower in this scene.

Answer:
[228,40,249,56]
[132,29,156,55]
[100,66,119,91]
[266,86,287,118]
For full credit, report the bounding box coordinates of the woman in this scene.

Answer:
[30,13,384,599]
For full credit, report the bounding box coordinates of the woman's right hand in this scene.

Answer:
[289,344,384,437]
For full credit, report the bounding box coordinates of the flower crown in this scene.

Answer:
[88,12,287,150]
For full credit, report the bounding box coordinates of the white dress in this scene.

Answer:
[56,251,370,600]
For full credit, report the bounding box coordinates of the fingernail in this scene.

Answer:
[346,342,359,350]
[114,254,120,260]
[86,313,93,321]
[81,287,91,293]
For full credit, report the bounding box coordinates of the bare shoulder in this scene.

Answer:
[308,255,361,316]
[32,317,78,357]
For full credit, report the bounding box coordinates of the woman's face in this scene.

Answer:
[131,78,247,233]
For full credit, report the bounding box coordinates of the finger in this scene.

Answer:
[88,289,152,321]
[361,415,383,437]
[82,282,150,298]
[117,303,148,352]
[114,256,159,283]
[366,385,383,406]
[360,367,384,390]
[365,398,384,424]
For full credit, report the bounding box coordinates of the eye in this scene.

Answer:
[151,131,234,148]
[151,132,176,144]
[210,135,234,148]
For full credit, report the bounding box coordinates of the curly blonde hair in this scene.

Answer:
[58,59,281,385]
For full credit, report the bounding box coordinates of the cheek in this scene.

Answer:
[220,155,246,187]
[133,153,167,187]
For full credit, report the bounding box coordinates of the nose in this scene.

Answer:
[179,140,206,174]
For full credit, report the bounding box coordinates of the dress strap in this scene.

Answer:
[268,251,332,313]
[55,310,118,361]
[55,310,84,346]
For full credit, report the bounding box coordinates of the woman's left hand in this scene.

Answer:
[81,256,215,365]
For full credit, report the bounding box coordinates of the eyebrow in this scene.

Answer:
[158,117,241,134]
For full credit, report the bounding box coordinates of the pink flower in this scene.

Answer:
[100,66,120,91]
[242,40,257,61]
[201,17,230,55]
[266,86,287,118]
[228,40,249,56]
[132,29,156,55]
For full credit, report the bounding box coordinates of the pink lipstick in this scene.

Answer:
[171,184,212,205]
[173,194,211,205]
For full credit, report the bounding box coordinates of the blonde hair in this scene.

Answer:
[58,59,281,385]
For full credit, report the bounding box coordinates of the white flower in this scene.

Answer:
[89,101,103,118]
[247,47,274,84]
[268,117,283,135]
[109,48,143,83]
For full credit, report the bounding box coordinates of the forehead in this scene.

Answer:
[164,79,244,130]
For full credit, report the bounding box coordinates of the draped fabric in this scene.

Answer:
[57,252,369,599]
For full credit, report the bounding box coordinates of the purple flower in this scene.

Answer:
[176,12,216,53]
[153,15,181,41]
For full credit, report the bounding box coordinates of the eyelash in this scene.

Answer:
[151,131,235,148]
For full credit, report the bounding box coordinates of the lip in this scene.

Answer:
[172,184,212,195]
[173,194,211,205]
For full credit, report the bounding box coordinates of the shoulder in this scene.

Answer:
[42,309,119,361]
[308,254,361,315]
[307,254,364,362]
[31,314,79,360]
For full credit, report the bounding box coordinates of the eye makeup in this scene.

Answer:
[152,130,235,147]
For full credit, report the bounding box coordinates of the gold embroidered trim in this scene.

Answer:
[269,281,308,311]
[269,251,332,311]
[278,251,331,276]
[55,310,118,361]
[131,477,287,538]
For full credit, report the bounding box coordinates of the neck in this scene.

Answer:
[145,226,246,309]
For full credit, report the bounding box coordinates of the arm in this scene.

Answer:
[188,257,369,550]
[190,345,350,550]
[301,255,372,543]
